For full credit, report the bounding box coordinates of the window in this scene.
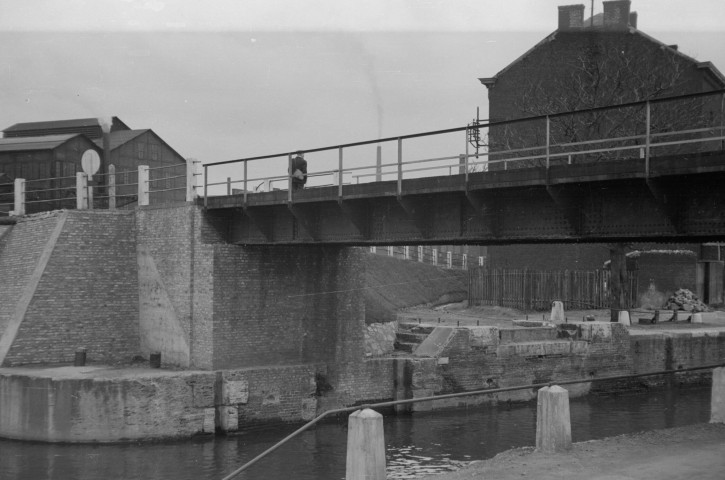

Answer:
[137,143,145,159]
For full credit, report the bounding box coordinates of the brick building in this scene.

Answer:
[477,1,725,304]
[1,117,187,212]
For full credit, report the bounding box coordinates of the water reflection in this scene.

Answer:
[0,385,711,480]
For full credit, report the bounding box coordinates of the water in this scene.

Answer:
[0,385,712,480]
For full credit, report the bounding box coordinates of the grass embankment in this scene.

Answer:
[363,253,467,324]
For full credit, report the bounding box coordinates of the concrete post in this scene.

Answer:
[618,310,631,326]
[418,246,424,262]
[433,249,438,266]
[13,178,25,216]
[404,246,410,260]
[186,159,197,202]
[76,173,88,210]
[536,385,572,453]
[446,251,452,269]
[712,367,725,423]
[388,245,394,257]
[550,301,565,324]
[138,165,149,206]
[108,164,116,210]
[346,409,386,480]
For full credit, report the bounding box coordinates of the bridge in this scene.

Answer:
[202,89,725,245]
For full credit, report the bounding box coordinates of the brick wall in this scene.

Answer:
[3,210,140,365]
[632,252,697,299]
[487,243,610,271]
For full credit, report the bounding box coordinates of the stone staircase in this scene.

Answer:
[394,323,434,353]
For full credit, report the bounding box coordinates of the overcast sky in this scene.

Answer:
[1,0,724,186]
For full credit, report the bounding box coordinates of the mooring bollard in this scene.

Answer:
[618,310,632,326]
[74,348,87,367]
[712,367,725,424]
[536,385,572,453]
[150,352,161,368]
[550,301,565,324]
[346,408,386,480]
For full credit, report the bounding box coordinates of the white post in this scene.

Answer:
[712,367,725,423]
[108,164,116,210]
[76,172,88,210]
[618,310,631,326]
[462,253,468,270]
[550,300,565,324]
[370,246,376,254]
[404,246,410,260]
[418,246,424,262]
[138,165,149,206]
[186,159,197,202]
[388,245,394,257]
[346,409,386,480]
[447,251,452,269]
[536,385,572,453]
[479,256,485,267]
[13,178,25,216]
[432,249,438,266]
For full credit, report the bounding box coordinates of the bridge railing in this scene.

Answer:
[202,89,725,204]
[369,244,484,270]
[4,160,201,216]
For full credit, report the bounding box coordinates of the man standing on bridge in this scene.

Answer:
[290,152,307,190]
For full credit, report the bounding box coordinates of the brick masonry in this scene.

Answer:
[2,210,140,366]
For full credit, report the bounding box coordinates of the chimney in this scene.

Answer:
[629,11,638,29]
[603,0,631,29]
[98,117,113,169]
[558,4,585,30]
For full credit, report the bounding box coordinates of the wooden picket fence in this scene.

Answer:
[468,268,638,311]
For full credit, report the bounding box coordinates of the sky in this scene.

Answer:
[1,0,724,188]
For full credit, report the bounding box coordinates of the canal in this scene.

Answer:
[0,384,712,480]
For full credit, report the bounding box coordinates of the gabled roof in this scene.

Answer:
[3,117,131,134]
[480,27,725,89]
[0,134,89,153]
[92,129,186,163]
[92,129,148,150]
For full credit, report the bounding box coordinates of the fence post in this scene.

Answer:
[370,246,376,254]
[462,253,467,270]
[536,385,572,453]
[418,246,424,262]
[346,409,386,480]
[712,366,725,423]
[388,245,394,257]
[397,138,403,196]
[87,182,94,210]
[545,115,551,170]
[76,173,88,210]
[339,147,344,198]
[108,164,116,210]
[186,159,197,202]
[13,178,25,216]
[404,246,410,260]
[138,165,149,206]
[432,248,438,266]
[447,251,452,269]
[645,100,651,177]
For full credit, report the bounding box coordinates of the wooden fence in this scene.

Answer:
[468,268,638,311]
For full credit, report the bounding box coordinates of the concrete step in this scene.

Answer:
[396,332,429,343]
[499,327,559,344]
[398,323,436,334]
[393,341,418,353]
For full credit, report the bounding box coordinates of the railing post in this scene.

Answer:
[712,366,725,423]
[288,154,293,204]
[186,158,197,202]
[243,160,248,207]
[138,165,149,207]
[397,138,402,197]
[13,178,25,216]
[418,246,424,262]
[432,248,438,266]
[338,147,344,198]
[645,100,651,177]
[462,253,467,270]
[545,115,551,170]
[76,172,88,210]
[536,385,572,453]
[404,245,410,260]
[447,251,452,269]
[108,164,116,210]
[203,164,208,208]
[465,128,470,182]
[345,409,386,480]
[226,177,231,196]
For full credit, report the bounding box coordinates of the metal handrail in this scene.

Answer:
[220,362,724,479]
